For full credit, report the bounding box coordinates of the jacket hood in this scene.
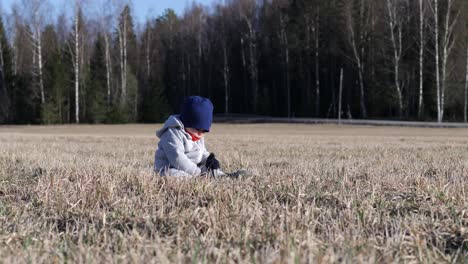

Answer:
[156,115,185,138]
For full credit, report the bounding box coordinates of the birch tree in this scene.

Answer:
[344,0,369,118]
[96,0,115,107]
[464,41,468,123]
[279,12,291,118]
[385,0,408,117]
[72,0,81,123]
[185,4,206,95]
[9,7,20,76]
[10,5,34,96]
[238,0,259,113]
[214,5,231,114]
[417,0,426,118]
[144,20,152,79]
[117,5,128,107]
[313,4,320,117]
[117,4,137,120]
[117,4,139,121]
[300,0,321,116]
[429,0,460,122]
[21,0,49,105]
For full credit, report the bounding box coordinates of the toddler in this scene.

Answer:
[154,96,223,177]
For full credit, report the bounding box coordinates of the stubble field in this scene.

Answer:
[0,124,467,263]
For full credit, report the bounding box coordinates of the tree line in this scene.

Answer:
[0,0,467,124]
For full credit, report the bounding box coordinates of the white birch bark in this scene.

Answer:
[187,52,191,93]
[280,13,290,118]
[314,6,320,117]
[464,42,468,123]
[434,0,441,122]
[338,68,344,124]
[37,29,45,105]
[100,0,114,107]
[74,2,80,123]
[25,0,46,105]
[418,0,424,118]
[123,17,127,101]
[104,33,111,106]
[146,23,151,79]
[11,11,18,76]
[345,1,367,118]
[241,13,258,113]
[431,0,459,122]
[440,0,458,122]
[385,0,404,117]
[241,37,248,111]
[118,13,127,107]
[222,43,229,114]
[197,13,203,95]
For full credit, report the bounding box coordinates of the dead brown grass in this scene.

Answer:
[0,124,467,263]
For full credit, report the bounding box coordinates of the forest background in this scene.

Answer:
[0,0,467,124]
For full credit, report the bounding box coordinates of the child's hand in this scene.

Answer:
[206,153,220,170]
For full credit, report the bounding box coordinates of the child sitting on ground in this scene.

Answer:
[154,96,225,177]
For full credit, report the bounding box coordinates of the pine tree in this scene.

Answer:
[0,15,14,123]
[41,25,63,124]
[116,5,139,122]
[84,34,107,123]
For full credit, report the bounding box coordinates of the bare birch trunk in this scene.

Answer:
[104,33,111,106]
[74,3,80,124]
[37,30,45,105]
[0,40,4,82]
[146,26,151,79]
[440,0,457,122]
[305,20,312,114]
[242,15,258,113]
[432,0,458,122]
[386,0,404,117]
[118,28,123,100]
[418,0,424,118]
[434,0,441,122]
[119,18,127,107]
[197,18,202,95]
[286,41,290,118]
[357,68,366,118]
[182,55,186,97]
[338,68,343,124]
[123,18,127,105]
[241,37,248,112]
[13,48,17,76]
[346,2,367,118]
[187,54,191,94]
[134,85,138,120]
[314,6,320,117]
[464,42,468,123]
[12,25,17,76]
[280,14,290,118]
[222,44,229,114]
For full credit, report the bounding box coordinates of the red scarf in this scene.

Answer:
[185,129,202,142]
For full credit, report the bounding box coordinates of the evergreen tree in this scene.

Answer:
[116,5,139,122]
[41,25,66,124]
[84,34,107,123]
[11,21,38,124]
[0,15,14,123]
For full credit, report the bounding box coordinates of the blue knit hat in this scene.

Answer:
[179,96,214,132]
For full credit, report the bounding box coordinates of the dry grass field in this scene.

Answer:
[0,124,467,263]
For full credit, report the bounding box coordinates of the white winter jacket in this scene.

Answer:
[154,115,211,177]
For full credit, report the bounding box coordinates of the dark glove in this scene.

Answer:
[205,153,220,170]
